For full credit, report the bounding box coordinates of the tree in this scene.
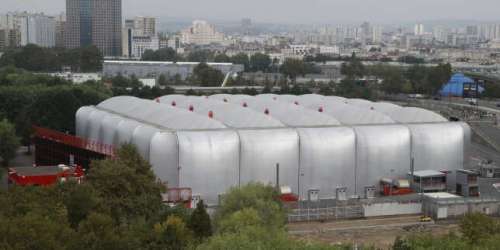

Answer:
[193,63,225,87]
[142,48,178,62]
[158,74,169,86]
[483,81,500,98]
[231,53,250,71]
[188,200,212,240]
[0,212,76,250]
[152,215,193,250]
[214,53,231,63]
[86,144,166,222]
[398,55,425,64]
[187,50,213,62]
[60,183,100,228]
[427,63,452,95]
[79,46,103,72]
[381,67,405,94]
[460,212,499,244]
[75,213,130,250]
[280,59,306,82]
[214,183,285,231]
[318,85,334,96]
[340,53,365,79]
[0,45,103,72]
[249,53,271,72]
[0,119,20,166]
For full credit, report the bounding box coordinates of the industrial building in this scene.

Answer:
[103,60,244,80]
[76,94,471,205]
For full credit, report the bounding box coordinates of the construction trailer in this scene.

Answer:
[409,170,448,193]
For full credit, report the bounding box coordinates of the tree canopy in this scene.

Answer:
[0,44,103,72]
[192,63,225,87]
[249,53,271,72]
[393,213,500,249]
[142,48,179,62]
[0,119,20,166]
[280,59,307,81]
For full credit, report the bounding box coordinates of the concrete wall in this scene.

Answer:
[103,61,244,79]
[363,202,422,217]
[424,200,500,220]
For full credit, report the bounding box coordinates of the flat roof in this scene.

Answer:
[409,170,446,178]
[104,60,235,66]
[457,169,479,175]
[10,166,67,176]
[424,192,460,199]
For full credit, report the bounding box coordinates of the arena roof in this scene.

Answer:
[94,95,447,130]
[97,96,227,130]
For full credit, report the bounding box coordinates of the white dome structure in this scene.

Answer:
[76,94,470,205]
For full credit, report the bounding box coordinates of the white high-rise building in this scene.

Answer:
[132,16,156,37]
[414,23,425,36]
[181,20,224,45]
[6,12,56,48]
[433,26,450,43]
[122,17,158,58]
[372,26,383,43]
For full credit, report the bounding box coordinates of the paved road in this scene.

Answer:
[288,215,425,234]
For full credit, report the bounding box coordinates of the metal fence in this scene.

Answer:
[287,204,364,222]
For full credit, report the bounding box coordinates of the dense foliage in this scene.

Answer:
[199,182,348,250]
[393,213,500,250]
[142,48,180,62]
[335,53,453,99]
[192,63,225,87]
[0,44,103,72]
[0,145,350,250]
[0,119,20,166]
[0,145,165,249]
[0,68,111,145]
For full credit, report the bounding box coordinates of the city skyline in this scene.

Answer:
[3,0,500,24]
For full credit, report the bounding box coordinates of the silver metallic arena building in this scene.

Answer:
[76,94,470,205]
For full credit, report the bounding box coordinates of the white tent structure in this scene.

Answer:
[76,94,470,205]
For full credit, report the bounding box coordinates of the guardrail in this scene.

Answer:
[33,126,116,157]
[288,205,364,222]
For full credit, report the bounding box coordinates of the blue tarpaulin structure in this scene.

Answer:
[439,73,484,97]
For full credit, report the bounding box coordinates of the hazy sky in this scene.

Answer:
[2,0,500,24]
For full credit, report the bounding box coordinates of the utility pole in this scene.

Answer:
[276,163,280,190]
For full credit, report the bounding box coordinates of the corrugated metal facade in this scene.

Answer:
[76,94,470,204]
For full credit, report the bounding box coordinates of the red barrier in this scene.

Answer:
[33,126,116,157]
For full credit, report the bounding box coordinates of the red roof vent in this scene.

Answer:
[208,111,214,119]
[264,108,270,115]
[189,105,194,112]
[171,101,176,106]
[242,102,247,107]
[318,107,324,113]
